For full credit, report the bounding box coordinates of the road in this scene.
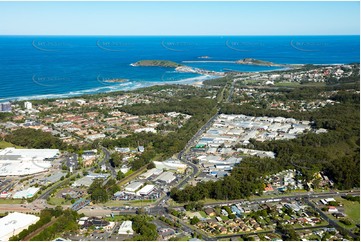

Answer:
[100,146,116,186]
[37,173,78,200]
[169,190,360,208]
[215,224,330,240]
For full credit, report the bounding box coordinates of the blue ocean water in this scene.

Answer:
[0,36,359,101]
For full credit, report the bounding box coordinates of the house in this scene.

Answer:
[158,228,176,240]
[215,217,222,222]
[221,209,229,216]
[253,223,262,231]
[264,183,274,192]
[219,226,228,234]
[225,220,236,227]
[204,208,216,216]
[328,206,338,213]
[196,222,205,229]
[208,221,218,228]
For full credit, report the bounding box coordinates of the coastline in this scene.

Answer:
[0,75,216,102]
[0,62,353,103]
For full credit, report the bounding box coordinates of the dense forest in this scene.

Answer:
[3,128,80,151]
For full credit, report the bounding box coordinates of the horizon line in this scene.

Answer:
[0,34,360,37]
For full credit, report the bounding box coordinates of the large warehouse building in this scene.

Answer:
[0,148,59,176]
[155,171,176,184]
[124,181,144,193]
[0,212,40,241]
[136,184,155,196]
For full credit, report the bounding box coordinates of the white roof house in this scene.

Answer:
[118,221,134,235]
[0,212,40,241]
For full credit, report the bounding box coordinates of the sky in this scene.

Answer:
[0,1,359,35]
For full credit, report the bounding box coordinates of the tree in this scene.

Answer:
[190,216,200,225]
[116,170,125,180]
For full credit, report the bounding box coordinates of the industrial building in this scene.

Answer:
[12,187,40,199]
[154,171,176,184]
[124,181,144,193]
[153,159,187,172]
[0,212,40,241]
[118,220,134,235]
[139,168,163,179]
[136,184,155,196]
[0,148,60,176]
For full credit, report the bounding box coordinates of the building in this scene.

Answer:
[0,102,11,112]
[153,159,187,172]
[0,212,40,241]
[72,177,93,187]
[43,172,67,184]
[140,168,163,179]
[124,181,143,193]
[24,101,32,110]
[204,208,216,216]
[137,185,155,196]
[12,187,40,199]
[0,148,59,176]
[328,206,338,213]
[155,171,176,184]
[86,133,106,141]
[118,221,134,235]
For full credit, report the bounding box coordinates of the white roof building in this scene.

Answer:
[136,185,155,196]
[118,221,134,235]
[0,212,40,241]
[0,148,59,176]
[12,187,40,199]
[153,159,187,172]
[140,168,163,179]
[124,181,143,192]
[155,171,176,184]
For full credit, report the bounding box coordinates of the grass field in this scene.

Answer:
[275,82,301,87]
[0,199,23,204]
[338,198,360,224]
[0,141,22,149]
[199,211,207,218]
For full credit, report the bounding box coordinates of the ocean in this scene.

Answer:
[0,35,359,101]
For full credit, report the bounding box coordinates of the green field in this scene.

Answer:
[0,199,23,204]
[275,82,301,87]
[0,141,22,149]
[199,211,207,218]
[338,198,360,224]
